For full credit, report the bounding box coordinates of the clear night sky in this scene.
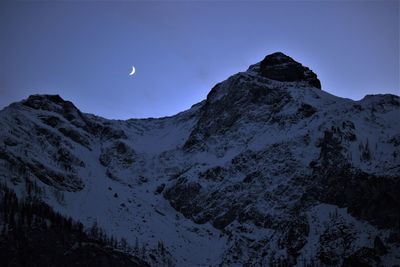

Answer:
[1,0,399,119]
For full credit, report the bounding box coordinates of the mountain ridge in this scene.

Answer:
[1,52,399,266]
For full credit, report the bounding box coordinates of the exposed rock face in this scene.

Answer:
[184,73,293,152]
[0,53,399,266]
[250,52,321,89]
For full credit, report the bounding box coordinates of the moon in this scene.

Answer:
[129,66,136,76]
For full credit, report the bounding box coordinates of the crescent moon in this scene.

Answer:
[129,66,136,76]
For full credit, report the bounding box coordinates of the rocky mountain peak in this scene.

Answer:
[248,52,321,89]
[21,94,88,123]
[22,94,75,112]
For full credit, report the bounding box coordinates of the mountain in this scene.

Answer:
[0,52,399,266]
[0,183,149,267]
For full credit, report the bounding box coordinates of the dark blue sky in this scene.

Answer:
[1,0,398,119]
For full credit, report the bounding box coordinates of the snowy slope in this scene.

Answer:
[0,52,399,266]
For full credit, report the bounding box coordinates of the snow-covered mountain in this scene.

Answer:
[1,52,399,266]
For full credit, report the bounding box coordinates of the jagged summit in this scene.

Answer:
[22,94,78,113]
[248,52,321,89]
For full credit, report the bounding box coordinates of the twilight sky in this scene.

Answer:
[0,0,399,119]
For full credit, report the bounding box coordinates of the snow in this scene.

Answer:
[296,204,379,266]
[0,68,399,266]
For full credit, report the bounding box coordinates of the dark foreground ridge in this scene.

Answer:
[0,183,149,267]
